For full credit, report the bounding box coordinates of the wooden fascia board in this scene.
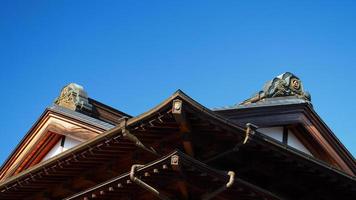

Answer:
[300,114,349,172]
[302,105,356,175]
[0,109,52,180]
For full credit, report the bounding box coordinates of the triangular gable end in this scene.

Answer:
[213,71,355,176]
[0,107,106,181]
[214,101,356,176]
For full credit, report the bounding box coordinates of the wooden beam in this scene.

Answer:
[172,99,194,157]
[172,99,191,133]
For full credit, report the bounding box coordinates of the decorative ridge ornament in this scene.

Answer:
[54,83,93,112]
[240,72,311,105]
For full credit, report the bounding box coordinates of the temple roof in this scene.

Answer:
[0,90,355,200]
[0,81,355,199]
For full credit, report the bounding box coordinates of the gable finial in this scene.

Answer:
[54,83,92,112]
[240,72,311,105]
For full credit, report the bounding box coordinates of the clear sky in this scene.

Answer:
[0,0,355,165]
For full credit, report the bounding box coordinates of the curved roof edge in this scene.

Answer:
[1,89,355,191]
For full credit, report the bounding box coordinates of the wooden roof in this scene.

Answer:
[0,90,355,199]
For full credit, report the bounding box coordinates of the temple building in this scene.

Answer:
[0,73,355,200]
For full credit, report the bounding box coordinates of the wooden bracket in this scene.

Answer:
[122,120,159,156]
[244,123,258,144]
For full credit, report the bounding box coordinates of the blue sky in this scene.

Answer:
[0,0,355,165]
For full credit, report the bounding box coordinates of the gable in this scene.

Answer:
[214,102,356,176]
[0,107,108,181]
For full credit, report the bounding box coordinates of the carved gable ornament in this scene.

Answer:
[240,72,311,105]
[54,83,92,112]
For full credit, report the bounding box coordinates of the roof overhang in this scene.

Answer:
[0,90,354,199]
[64,150,282,200]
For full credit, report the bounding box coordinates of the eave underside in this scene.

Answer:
[65,150,281,200]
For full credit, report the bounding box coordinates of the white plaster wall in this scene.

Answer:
[257,127,283,142]
[63,137,81,150]
[42,136,81,161]
[287,130,312,156]
[42,140,63,161]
